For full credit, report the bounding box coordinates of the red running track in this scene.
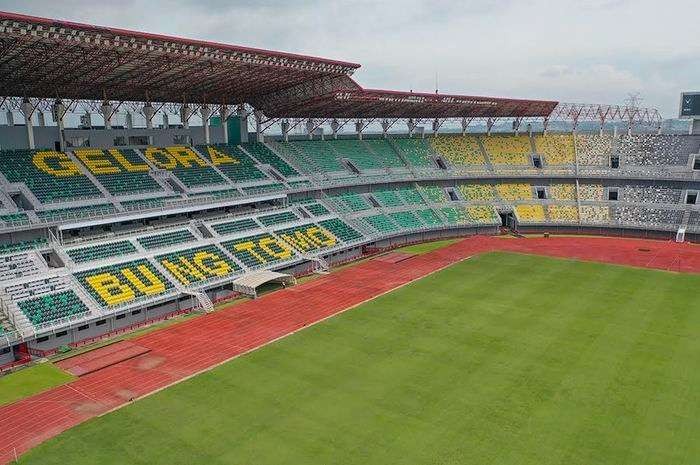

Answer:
[1,235,699,462]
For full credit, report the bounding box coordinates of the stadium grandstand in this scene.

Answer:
[0,10,699,464]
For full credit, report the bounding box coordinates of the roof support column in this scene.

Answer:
[254,110,264,143]
[5,110,14,126]
[543,117,549,135]
[220,106,231,144]
[180,104,191,130]
[20,98,36,150]
[237,105,248,143]
[125,112,133,130]
[512,117,523,135]
[355,119,363,140]
[406,118,416,138]
[53,100,66,152]
[37,111,46,127]
[281,119,290,142]
[306,119,314,140]
[143,104,155,129]
[330,119,339,140]
[486,118,496,135]
[461,117,472,136]
[381,119,390,137]
[100,101,113,129]
[201,104,211,144]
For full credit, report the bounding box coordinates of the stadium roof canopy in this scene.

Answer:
[0,11,555,119]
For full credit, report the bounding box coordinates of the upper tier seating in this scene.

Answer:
[514,205,546,223]
[156,245,241,286]
[459,184,496,201]
[0,150,102,203]
[317,219,364,242]
[75,258,173,308]
[575,135,611,166]
[221,233,296,268]
[534,134,576,165]
[274,141,346,173]
[66,240,137,264]
[361,140,405,168]
[578,184,605,201]
[258,210,299,226]
[391,138,434,167]
[242,143,299,177]
[372,189,404,208]
[612,206,684,228]
[621,184,683,204]
[211,218,260,236]
[430,135,486,165]
[330,193,372,212]
[420,185,448,203]
[36,204,117,222]
[328,140,385,170]
[579,205,610,224]
[121,196,175,212]
[549,184,576,200]
[137,229,196,250]
[275,223,340,252]
[547,205,579,223]
[302,202,330,216]
[18,290,89,326]
[142,146,226,188]
[617,135,699,166]
[496,183,533,201]
[73,148,163,195]
[482,135,532,165]
[197,145,268,183]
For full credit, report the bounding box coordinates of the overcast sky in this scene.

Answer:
[1,0,698,117]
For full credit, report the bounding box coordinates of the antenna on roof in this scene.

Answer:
[435,72,439,94]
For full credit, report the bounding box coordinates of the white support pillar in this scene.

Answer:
[201,104,211,144]
[125,112,133,130]
[330,119,340,139]
[100,101,113,129]
[5,110,14,126]
[461,117,469,136]
[355,119,363,140]
[281,119,290,142]
[381,119,391,137]
[254,110,265,143]
[20,99,36,150]
[486,118,495,136]
[407,118,415,137]
[162,113,169,128]
[37,111,46,127]
[143,104,155,130]
[220,106,231,144]
[543,117,550,135]
[306,119,314,140]
[53,100,66,152]
[237,105,249,143]
[180,104,191,129]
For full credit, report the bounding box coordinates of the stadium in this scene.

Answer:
[0,8,699,464]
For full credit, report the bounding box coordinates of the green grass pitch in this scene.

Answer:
[18,252,700,464]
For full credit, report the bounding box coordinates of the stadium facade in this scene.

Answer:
[0,11,699,367]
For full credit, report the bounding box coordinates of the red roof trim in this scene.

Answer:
[0,10,362,69]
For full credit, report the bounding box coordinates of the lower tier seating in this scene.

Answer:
[549,184,576,200]
[420,186,448,203]
[579,205,610,224]
[496,183,533,201]
[621,184,683,204]
[66,240,137,263]
[18,290,89,326]
[467,206,498,224]
[459,184,496,201]
[318,219,364,242]
[137,230,196,250]
[547,205,579,222]
[515,205,546,223]
[416,208,444,226]
[365,214,399,233]
[276,223,340,252]
[612,206,684,228]
[211,218,260,236]
[389,211,424,230]
[157,245,241,286]
[75,259,173,308]
[221,233,296,268]
[578,184,605,201]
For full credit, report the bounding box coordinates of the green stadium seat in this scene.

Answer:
[74,148,163,195]
[137,230,196,250]
[66,240,137,263]
[18,290,89,326]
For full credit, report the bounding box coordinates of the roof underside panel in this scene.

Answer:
[0,12,359,104]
